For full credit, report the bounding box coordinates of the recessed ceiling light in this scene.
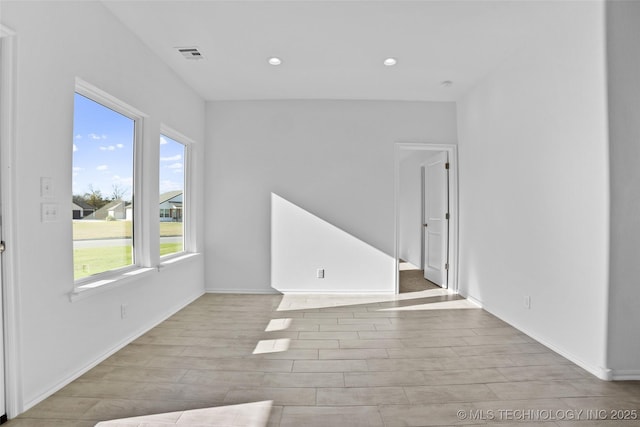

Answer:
[383,57,397,67]
[441,80,453,87]
[268,57,282,66]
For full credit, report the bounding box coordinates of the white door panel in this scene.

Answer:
[423,151,449,287]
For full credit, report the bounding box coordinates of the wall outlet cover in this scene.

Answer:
[41,203,59,222]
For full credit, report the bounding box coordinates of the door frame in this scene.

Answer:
[394,142,459,294]
[1,24,23,419]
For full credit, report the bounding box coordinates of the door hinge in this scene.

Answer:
[445,213,450,220]
[445,162,450,169]
[0,241,5,254]
[445,263,449,270]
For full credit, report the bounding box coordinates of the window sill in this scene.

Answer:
[69,252,201,302]
[158,252,200,269]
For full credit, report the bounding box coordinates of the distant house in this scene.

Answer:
[84,199,129,220]
[72,202,84,219]
[159,191,183,222]
[72,200,96,219]
[72,194,180,222]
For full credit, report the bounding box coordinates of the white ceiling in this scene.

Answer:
[102,0,558,102]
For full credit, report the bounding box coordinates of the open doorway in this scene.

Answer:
[394,143,458,295]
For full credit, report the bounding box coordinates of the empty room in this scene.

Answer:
[0,0,639,425]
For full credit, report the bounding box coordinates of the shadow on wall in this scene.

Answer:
[270,193,395,294]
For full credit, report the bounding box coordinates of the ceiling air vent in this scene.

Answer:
[177,47,203,60]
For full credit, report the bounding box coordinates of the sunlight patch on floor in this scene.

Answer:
[253,338,291,354]
[265,318,292,332]
[398,260,421,271]
[95,400,274,426]
[277,288,456,311]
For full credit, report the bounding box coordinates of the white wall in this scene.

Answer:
[456,2,610,378]
[398,150,438,267]
[205,101,456,293]
[606,0,640,379]
[271,193,394,293]
[2,1,205,411]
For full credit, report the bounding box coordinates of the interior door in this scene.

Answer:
[422,151,449,287]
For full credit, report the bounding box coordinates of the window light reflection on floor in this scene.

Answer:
[264,318,292,332]
[96,400,274,426]
[253,338,291,354]
[378,298,480,311]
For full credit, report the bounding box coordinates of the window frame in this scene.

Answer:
[159,125,193,260]
[73,79,148,288]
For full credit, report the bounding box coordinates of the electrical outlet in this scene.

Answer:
[317,268,325,279]
[41,203,58,222]
[524,296,531,309]
[121,304,128,319]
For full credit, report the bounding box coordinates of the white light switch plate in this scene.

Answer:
[41,177,54,198]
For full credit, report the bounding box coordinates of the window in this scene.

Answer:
[72,90,139,281]
[159,134,186,257]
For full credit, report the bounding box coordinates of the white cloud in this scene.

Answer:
[160,154,182,162]
[160,179,181,193]
[160,136,168,145]
[116,144,124,149]
[99,145,116,151]
[96,165,109,171]
[73,144,78,152]
[112,175,133,188]
[75,134,82,140]
[73,167,83,172]
[89,133,107,140]
[167,162,183,169]
[72,172,79,177]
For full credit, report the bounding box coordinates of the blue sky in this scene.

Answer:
[159,135,185,195]
[73,93,184,200]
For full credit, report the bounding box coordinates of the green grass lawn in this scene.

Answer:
[160,242,183,256]
[73,220,184,280]
[74,243,184,280]
[74,246,132,280]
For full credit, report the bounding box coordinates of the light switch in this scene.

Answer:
[41,203,58,222]
[41,177,54,198]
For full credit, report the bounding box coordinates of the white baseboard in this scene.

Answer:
[459,290,612,381]
[274,290,396,295]
[22,290,204,412]
[463,293,483,308]
[205,288,281,295]
[611,370,640,380]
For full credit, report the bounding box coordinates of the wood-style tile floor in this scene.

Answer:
[7,291,640,426]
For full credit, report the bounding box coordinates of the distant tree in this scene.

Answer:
[84,185,108,209]
[72,194,87,206]
[110,184,127,202]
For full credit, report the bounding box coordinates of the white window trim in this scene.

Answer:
[159,125,195,263]
[72,79,149,294]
